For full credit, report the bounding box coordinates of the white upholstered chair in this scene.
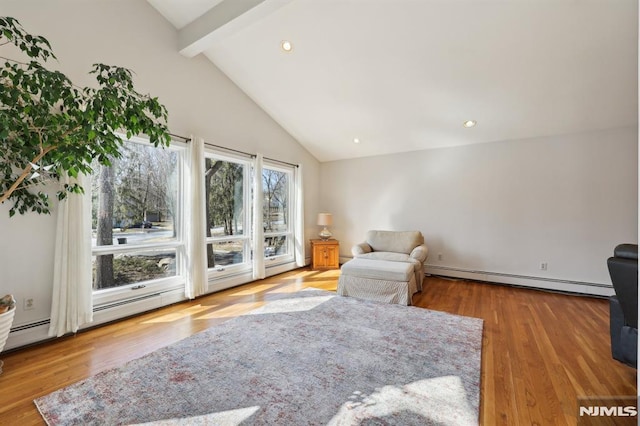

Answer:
[337,230,428,305]
[351,230,428,291]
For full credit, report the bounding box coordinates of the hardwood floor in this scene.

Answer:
[414,277,636,425]
[0,268,635,425]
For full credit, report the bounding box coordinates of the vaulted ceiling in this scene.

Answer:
[148,0,638,162]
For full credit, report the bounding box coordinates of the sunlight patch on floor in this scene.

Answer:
[289,269,323,278]
[327,376,476,426]
[268,283,304,294]
[312,270,342,279]
[142,304,218,324]
[244,295,333,315]
[132,406,260,425]
[270,281,335,294]
[195,302,263,319]
[228,283,281,296]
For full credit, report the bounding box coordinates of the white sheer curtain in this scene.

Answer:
[185,136,208,299]
[294,164,305,267]
[48,172,93,337]
[252,154,265,279]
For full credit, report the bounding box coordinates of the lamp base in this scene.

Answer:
[319,227,332,240]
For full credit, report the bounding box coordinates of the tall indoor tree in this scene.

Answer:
[0,16,171,217]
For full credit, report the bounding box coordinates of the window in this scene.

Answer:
[204,153,251,277]
[90,136,185,306]
[262,163,294,265]
[87,138,301,311]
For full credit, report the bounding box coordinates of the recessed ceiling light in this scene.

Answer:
[281,40,293,52]
[463,120,477,128]
[353,138,360,144]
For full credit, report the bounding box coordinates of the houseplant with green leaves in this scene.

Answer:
[0,16,171,365]
[0,16,171,217]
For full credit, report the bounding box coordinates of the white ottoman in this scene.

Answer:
[337,258,417,305]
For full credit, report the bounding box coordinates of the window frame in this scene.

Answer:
[262,161,295,267]
[91,135,187,308]
[203,150,253,279]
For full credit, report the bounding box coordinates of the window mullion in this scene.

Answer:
[92,240,182,256]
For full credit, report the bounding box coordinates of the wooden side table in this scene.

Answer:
[310,239,340,270]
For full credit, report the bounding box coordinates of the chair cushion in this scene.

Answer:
[614,244,638,260]
[341,258,414,282]
[365,230,424,254]
[357,252,422,275]
[357,251,410,263]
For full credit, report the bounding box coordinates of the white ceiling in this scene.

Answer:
[148,0,638,162]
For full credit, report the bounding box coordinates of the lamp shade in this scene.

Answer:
[317,213,333,226]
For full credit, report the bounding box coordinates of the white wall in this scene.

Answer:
[320,127,638,294]
[0,1,320,332]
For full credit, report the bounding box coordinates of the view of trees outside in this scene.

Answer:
[262,168,289,257]
[91,142,178,290]
[205,158,245,268]
[92,148,294,289]
[204,160,292,269]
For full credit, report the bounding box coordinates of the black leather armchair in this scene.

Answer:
[608,243,638,368]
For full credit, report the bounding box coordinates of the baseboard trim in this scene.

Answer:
[425,265,614,297]
[3,322,51,352]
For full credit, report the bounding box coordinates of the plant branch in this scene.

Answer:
[0,145,55,204]
[0,55,30,65]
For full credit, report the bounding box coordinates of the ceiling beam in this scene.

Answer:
[178,0,294,58]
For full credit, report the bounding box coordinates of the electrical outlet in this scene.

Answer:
[24,297,34,311]
[438,253,443,261]
[540,262,548,271]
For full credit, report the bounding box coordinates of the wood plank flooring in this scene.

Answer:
[0,268,635,425]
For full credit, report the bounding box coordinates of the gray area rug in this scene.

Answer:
[35,290,483,425]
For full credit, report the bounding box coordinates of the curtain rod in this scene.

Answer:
[202,141,299,168]
[169,132,191,142]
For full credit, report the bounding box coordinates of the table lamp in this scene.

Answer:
[317,213,333,240]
